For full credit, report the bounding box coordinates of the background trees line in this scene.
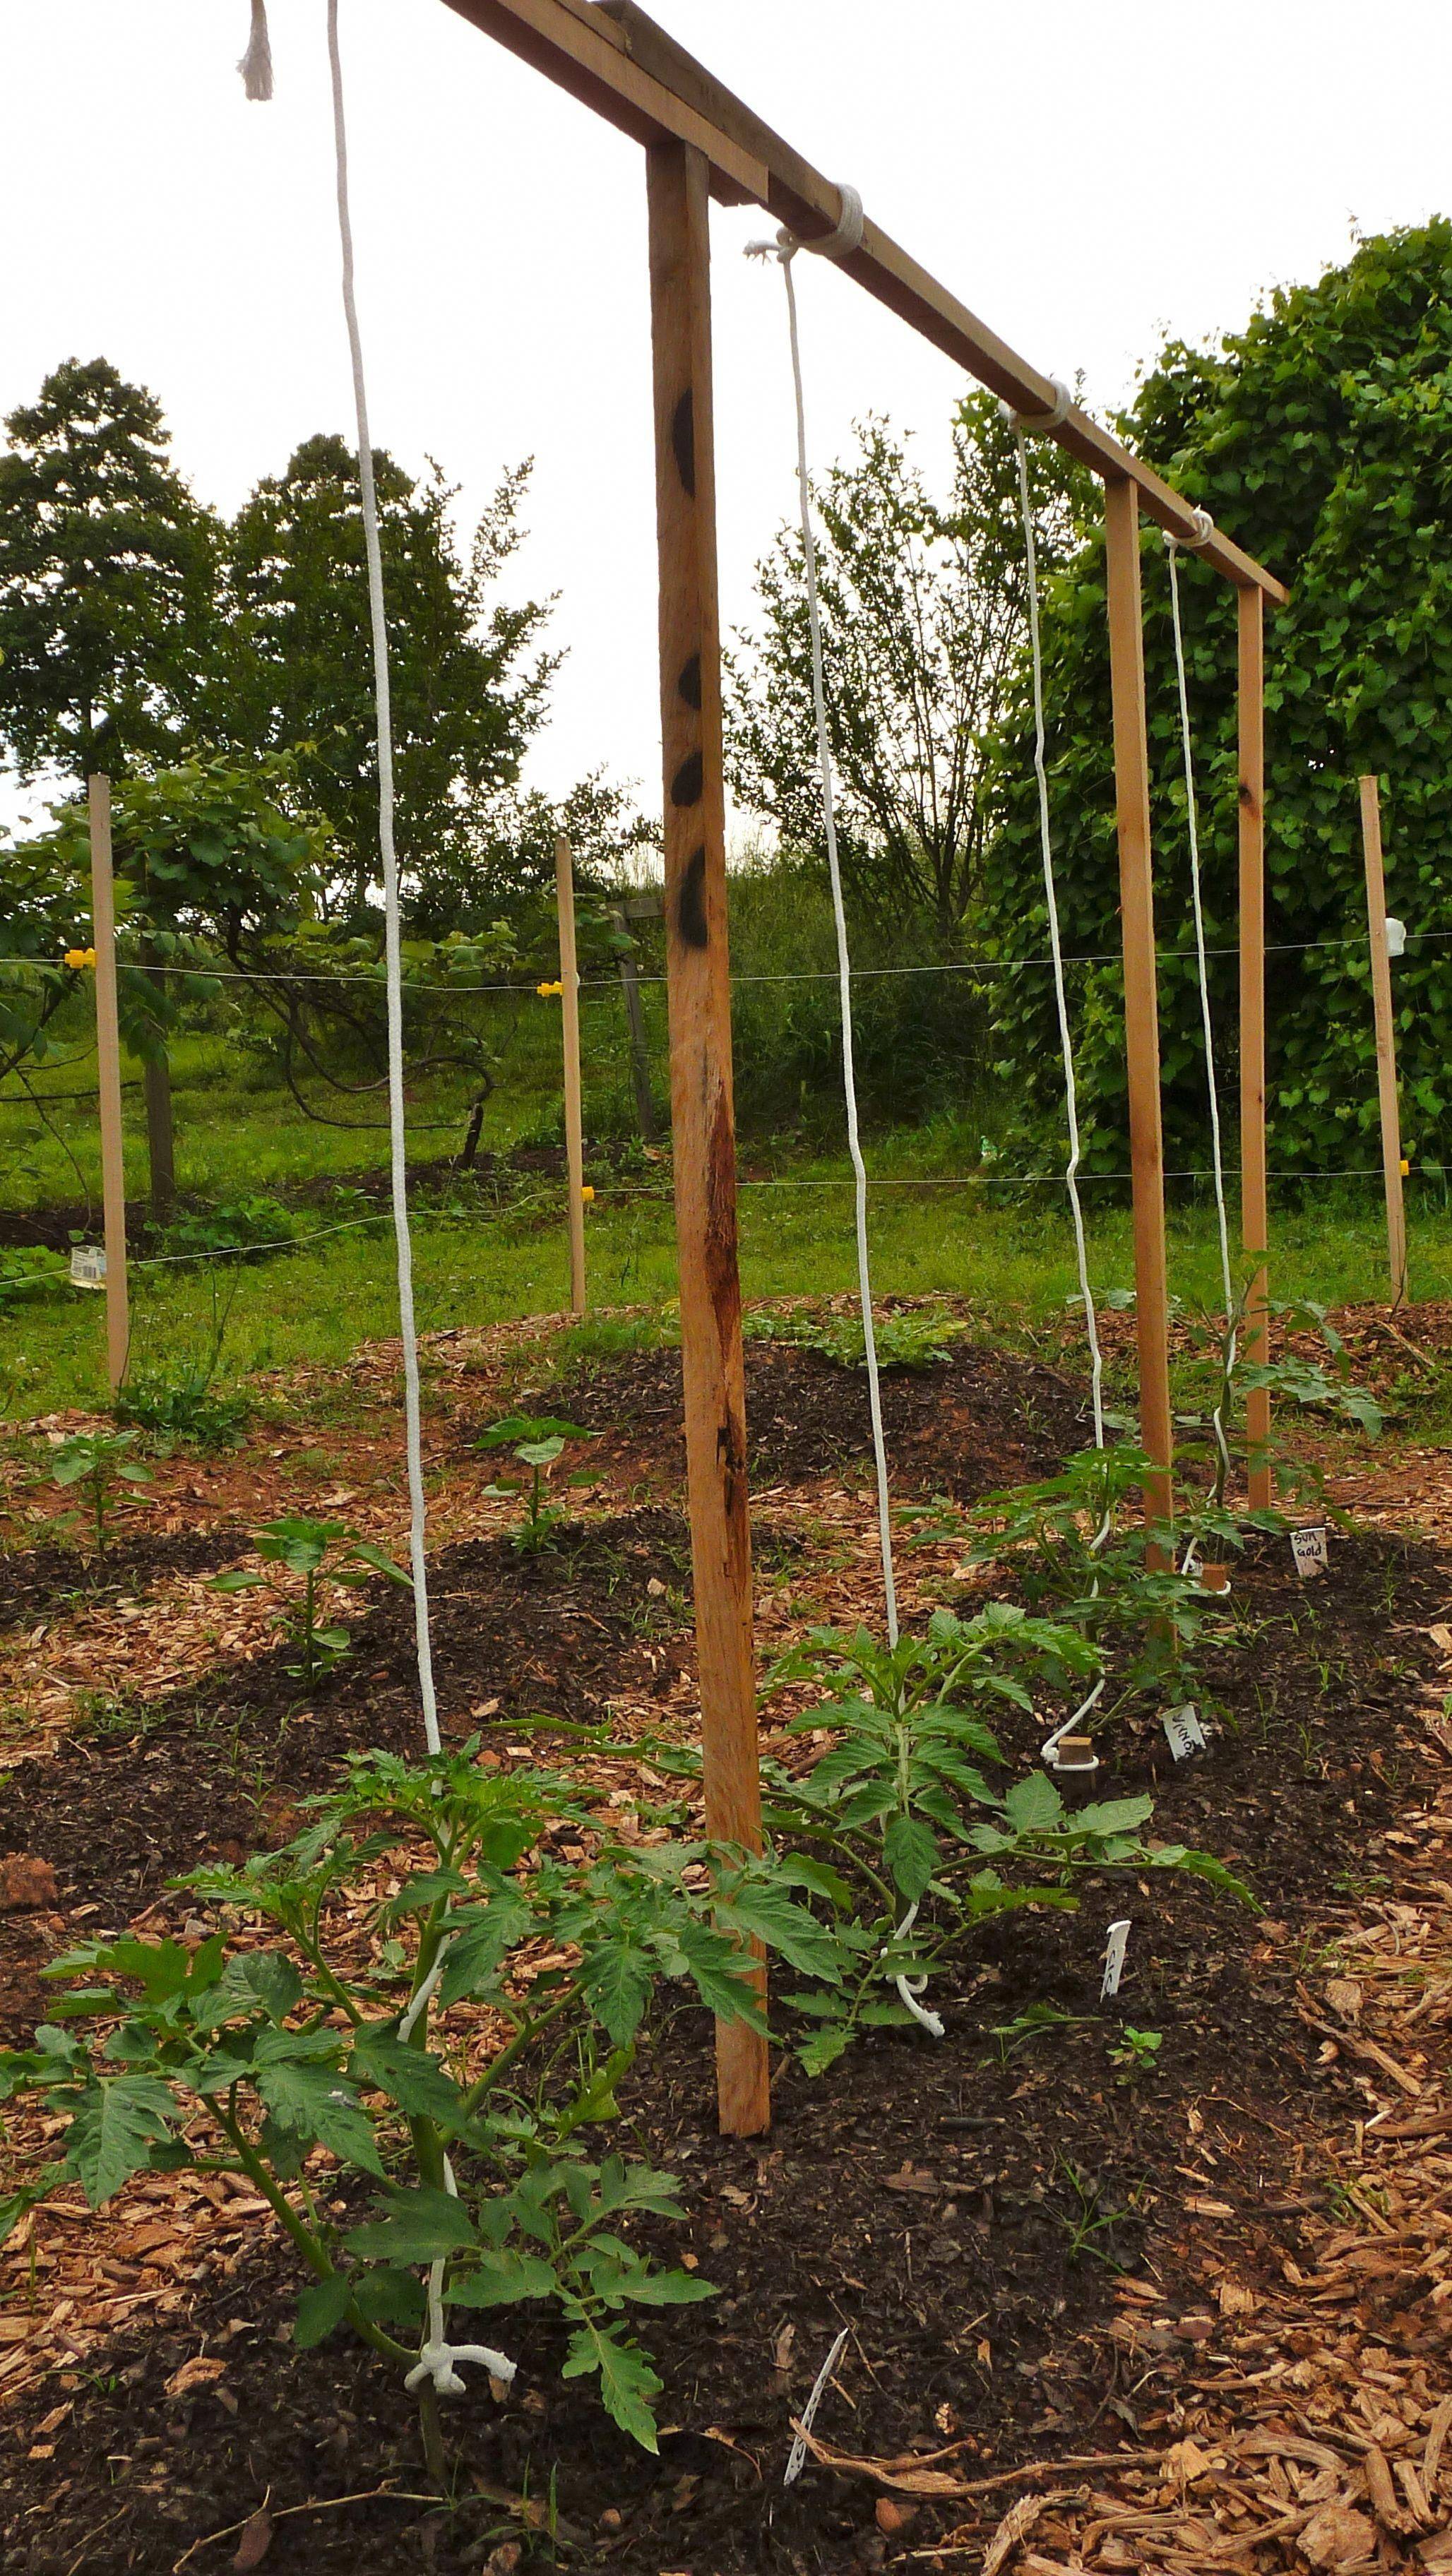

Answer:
[4,217,1452,1186]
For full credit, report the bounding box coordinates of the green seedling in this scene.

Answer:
[47,1430,153,1557]
[213,1515,411,1687]
[1107,2025,1162,2084]
[477,1414,590,1553]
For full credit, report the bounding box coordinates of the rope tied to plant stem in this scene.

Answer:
[746,209,900,1649]
[404,2154,518,2401]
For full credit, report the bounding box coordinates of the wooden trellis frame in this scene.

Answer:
[441,0,1290,2133]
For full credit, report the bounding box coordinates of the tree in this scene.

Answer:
[29,756,328,1218]
[982,219,1452,1177]
[224,438,556,916]
[0,357,218,785]
[725,395,1086,944]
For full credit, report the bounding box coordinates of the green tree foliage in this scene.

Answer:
[726,395,1085,943]
[983,220,1452,1176]
[224,438,555,914]
[0,357,218,783]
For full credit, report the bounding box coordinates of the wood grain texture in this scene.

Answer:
[1103,484,1173,1536]
[88,775,131,1394]
[1238,587,1272,1510]
[1359,775,1408,1307]
[646,138,768,2137]
[443,0,1287,597]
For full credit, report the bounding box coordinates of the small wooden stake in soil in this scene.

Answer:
[1359,774,1408,1308]
[88,773,131,1394]
[554,833,588,1317]
[646,136,767,2137]
[1103,481,1172,1539]
[1238,583,1273,1508]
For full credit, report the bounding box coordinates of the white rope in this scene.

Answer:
[751,232,899,1645]
[238,0,273,100]
[1165,533,1235,1498]
[883,1899,944,2039]
[405,2154,518,2399]
[748,181,864,267]
[326,0,440,1756]
[1008,419,1106,1457]
[1004,376,1071,434]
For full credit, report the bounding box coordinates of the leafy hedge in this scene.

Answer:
[982,219,1452,1181]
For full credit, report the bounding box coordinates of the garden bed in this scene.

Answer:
[1,1319,1450,2573]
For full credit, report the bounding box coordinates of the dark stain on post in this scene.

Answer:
[679,653,702,710]
[671,749,704,809]
[704,1088,748,1517]
[677,845,709,949]
[672,391,696,498]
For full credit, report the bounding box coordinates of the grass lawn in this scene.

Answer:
[6,994,1450,1418]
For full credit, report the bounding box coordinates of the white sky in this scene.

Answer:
[4,0,1451,833]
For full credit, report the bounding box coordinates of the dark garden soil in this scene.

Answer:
[527,1335,1093,1499]
[1,1473,1447,2572]
[0,1530,249,1635]
[0,1509,696,2040]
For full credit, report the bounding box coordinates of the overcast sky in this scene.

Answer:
[5,0,1451,835]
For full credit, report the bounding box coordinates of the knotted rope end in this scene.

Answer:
[1001,376,1072,436]
[238,0,273,100]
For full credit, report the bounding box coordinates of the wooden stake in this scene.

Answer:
[1359,775,1408,1306]
[88,775,131,1394]
[609,897,661,1145]
[646,136,767,2137]
[1103,482,1173,1536]
[1237,586,1272,1510]
[554,833,588,1317]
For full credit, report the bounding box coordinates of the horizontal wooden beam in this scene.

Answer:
[440,0,1289,603]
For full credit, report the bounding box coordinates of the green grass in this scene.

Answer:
[6,1141,1450,1423]
[6,983,1449,1421]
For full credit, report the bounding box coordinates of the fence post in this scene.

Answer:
[88,774,131,1393]
[554,833,588,1318]
[1237,585,1273,1510]
[610,895,662,1145]
[1358,774,1408,1306]
[1102,479,1174,1541]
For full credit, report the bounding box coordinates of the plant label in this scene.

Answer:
[1386,915,1407,958]
[784,2325,850,2487]
[1162,1703,1208,1762]
[1291,1525,1329,1580]
[69,1246,106,1290]
[1100,1919,1131,2002]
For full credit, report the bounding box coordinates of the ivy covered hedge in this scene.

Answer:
[982,219,1452,1182]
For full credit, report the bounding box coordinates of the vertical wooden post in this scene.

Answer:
[1359,775,1408,1306]
[1237,586,1272,1510]
[88,775,131,1394]
[554,834,588,1318]
[1103,480,1173,1535]
[646,136,767,2137]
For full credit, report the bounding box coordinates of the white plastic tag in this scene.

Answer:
[1162,1703,1208,1762]
[1386,916,1407,959]
[1291,1525,1328,1579]
[69,1246,107,1289]
[784,2325,850,2487]
[1101,1919,1131,2001]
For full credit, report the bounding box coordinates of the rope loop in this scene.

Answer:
[746,182,864,268]
[999,376,1071,435]
[1165,505,1215,551]
[238,0,273,100]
